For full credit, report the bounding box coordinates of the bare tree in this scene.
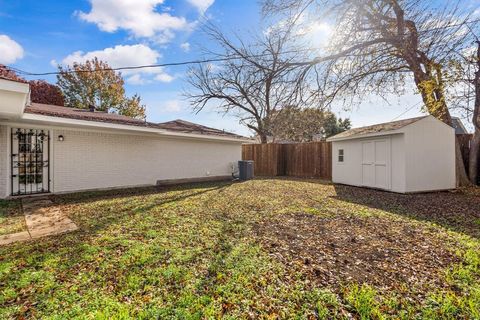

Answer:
[472,43,480,184]
[263,0,478,186]
[448,39,480,184]
[185,23,315,143]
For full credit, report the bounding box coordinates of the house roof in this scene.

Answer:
[26,103,146,126]
[328,116,428,141]
[0,75,28,83]
[156,119,238,137]
[24,103,246,139]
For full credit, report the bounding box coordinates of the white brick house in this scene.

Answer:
[0,78,248,198]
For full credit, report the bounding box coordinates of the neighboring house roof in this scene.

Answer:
[24,103,246,139]
[157,119,238,137]
[451,117,469,134]
[328,116,428,141]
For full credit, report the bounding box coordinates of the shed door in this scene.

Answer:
[361,139,390,190]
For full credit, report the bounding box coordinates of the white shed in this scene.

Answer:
[327,116,456,193]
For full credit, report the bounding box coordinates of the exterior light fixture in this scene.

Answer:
[58,135,64,142]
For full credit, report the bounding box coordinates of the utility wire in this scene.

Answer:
[9,56,248,76]
[7,17,480,77]
[391,101,424,121]
[7,47,320,76]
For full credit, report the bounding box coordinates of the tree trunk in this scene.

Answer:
[470,130,480,185]
[455,137,471,186]
[470,42,480,185]
[259,133,268,144]
[411,70,471,186]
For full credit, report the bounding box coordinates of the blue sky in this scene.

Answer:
[0,0,472,135]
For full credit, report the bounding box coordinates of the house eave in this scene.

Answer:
[5,113,250,143]
[327,129,404,142]
[0,79,30,119]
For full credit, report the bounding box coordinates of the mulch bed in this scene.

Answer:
[253,212,459,300]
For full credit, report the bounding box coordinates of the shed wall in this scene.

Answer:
[403,117,456,192]
[50,129,241,193]
[331,134,405,193]
[332,139,363,186]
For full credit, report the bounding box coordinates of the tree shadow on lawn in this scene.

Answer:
[0,181,248,317]
[0,182,235,265]
[59,181,235,232]
[53,180,236,206]
[331,184,480,239]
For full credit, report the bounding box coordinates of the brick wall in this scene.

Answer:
[51,129,242,193]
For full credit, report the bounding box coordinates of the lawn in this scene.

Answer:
[0,179,479,319]
[0,200,25,236]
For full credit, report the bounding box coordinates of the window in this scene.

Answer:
[338,149,344,162]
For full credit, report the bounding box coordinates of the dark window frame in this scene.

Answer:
[338,149,344,163]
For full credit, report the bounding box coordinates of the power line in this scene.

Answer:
[391,101,424,121]
[7,47,321,76]
[9,56,259,76]
[6,17,480,77]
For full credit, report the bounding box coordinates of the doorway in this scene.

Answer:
[11,128,50,196]
[361,139,390,190]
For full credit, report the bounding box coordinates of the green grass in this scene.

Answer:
[0,179,479,319]
[345,284,382,320]
[0,200,25,236]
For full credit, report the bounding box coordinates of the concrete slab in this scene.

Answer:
[0,197,78,246]
[30,223,78,239]
[0,231,31,245]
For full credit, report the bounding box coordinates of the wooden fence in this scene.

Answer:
[242,142,332,180]
[242,136,477,183]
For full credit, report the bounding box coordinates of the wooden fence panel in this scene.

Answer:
[242,141,332,180]
[242,143,284,176]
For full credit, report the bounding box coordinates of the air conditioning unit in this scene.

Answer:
[238,160,254,180]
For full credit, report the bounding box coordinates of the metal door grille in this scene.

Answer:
[11,128,50,196]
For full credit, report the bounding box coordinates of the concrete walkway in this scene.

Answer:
[0,197,77,246]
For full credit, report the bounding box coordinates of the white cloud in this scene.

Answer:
[162,99,183,112]
[180,42,191,52]
[60,44,174,85]
[472,8,480,17]
[0,35,24,64]
[62,44,160,68]
[154,73,174,82]
[187,0,214,13]
[126,74,146,85]
[77,0,191,43]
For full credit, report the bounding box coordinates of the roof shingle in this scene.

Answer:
[25,103,246,139]
[329,116,428,140]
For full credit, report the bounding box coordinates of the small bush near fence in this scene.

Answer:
[242,142,332,180]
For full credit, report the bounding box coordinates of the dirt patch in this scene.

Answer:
[253,212,458,299]
[0,200,25,236]
[333,185,480,239]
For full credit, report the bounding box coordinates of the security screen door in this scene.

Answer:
[11,128,50,196]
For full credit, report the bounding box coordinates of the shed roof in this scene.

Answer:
[451,117,469,134]
[328,116,428,141]
[24,103,246,139]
